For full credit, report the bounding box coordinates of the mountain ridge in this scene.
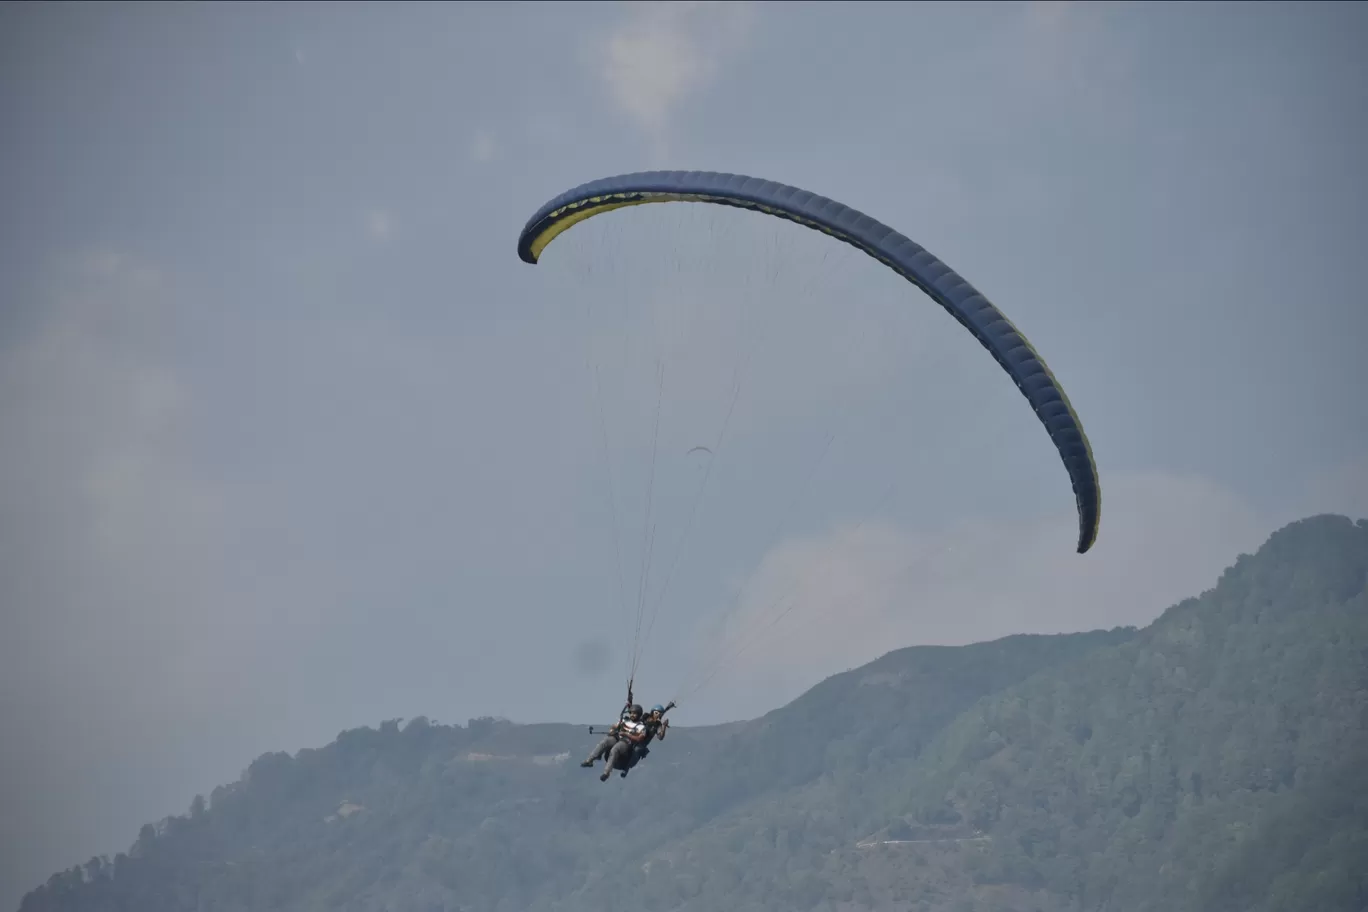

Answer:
[19,513,1367,912]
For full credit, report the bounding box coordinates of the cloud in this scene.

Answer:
[1025,0,1076,28]
[0,250,299,710]
[469,128,497,163]
[367,210,396,241]
[1299,456,1368,520]
[1014,0,1136,116]
[595,1,756,155]
[0,252,254,905]
[692,469,1318,719]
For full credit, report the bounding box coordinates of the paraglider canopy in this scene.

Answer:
[518,170,1100,553]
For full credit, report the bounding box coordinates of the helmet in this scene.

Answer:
[629,704,643,718]
[651,704,665,714]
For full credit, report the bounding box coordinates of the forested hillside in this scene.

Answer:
[19,515,1368,912]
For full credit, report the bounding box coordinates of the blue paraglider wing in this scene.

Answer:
[517,171,1100,553]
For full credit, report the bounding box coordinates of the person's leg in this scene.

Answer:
[582,735,615,767]
[601,740,630,781]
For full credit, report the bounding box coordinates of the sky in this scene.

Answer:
[2,0,1366,906]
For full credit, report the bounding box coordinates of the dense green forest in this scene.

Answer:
[19,514,1368,912]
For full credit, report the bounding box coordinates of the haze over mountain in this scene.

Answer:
[18,513,1367,912]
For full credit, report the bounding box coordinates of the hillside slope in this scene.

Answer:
[18,626,1130,912]
[19,514,1367,912]
[897,514,1368,912]
[595,515,1367,912]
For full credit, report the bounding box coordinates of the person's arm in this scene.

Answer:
[657,702,676,738]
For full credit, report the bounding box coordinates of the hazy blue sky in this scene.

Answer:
[2,1,1365,906]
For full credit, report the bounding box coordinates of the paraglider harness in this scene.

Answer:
[588,686,674,774]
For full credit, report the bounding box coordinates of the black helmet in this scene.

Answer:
[629,704,643,718]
